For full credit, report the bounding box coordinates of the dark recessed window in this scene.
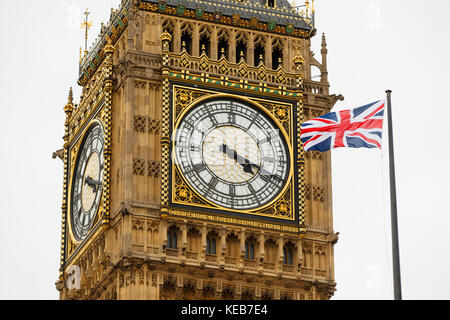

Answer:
[245,241,255,260]
[283,245,294,265]
[206,236,217,255]
[167,227,178,249]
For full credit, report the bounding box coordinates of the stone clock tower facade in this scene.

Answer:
[56,0,342,300]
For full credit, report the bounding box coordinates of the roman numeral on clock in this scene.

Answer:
[208,177,218,189]
[193,163,206,173]
[229,184,236,197]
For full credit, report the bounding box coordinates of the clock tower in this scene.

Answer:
[56,0,342,300]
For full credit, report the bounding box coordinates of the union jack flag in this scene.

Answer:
[300,100,385,152]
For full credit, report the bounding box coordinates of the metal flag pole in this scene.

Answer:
[386,90,402,300]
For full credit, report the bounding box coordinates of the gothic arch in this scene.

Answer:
[235,31,249,63]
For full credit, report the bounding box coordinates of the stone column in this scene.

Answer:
[248,33,254,66]
[192,23,200,57]
[211,27,218,60]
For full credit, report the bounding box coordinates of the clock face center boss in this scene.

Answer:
[174,98,291,211]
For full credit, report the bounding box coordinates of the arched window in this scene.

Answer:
[236,40,247,63]
[245,242,255,260]
[268,0,275,8]
[180,22,193,54]
[283,243,295,266]
[199,25,212,57]
[162,18,174,52]
[245,236,257,260]
[272,38,284,69]
[235,32,248,63]
[206,235,217,255]
[254,35,266,66]
[217,29,229,60]
[167,226,178,249]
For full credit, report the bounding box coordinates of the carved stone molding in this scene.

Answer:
[305,184,326,203]
[134,115,161,134]
[133,158,161,178]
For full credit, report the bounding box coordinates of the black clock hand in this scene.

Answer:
[221,144,274,177]
[85,176,102,193]
[221,144,258,175]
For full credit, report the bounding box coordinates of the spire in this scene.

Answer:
[81,8,93,56]
[68,87,73,105]
[321,33,327,53]
[201,44,207,56]
[321,33,329,84]
[258,54,264,66]
[239,51,245,62]
[64,87,74,117]
[277,57,283,70]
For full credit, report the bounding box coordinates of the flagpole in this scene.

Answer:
[386,90,402,300]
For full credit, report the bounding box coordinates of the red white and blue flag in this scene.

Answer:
[300,100,385,152]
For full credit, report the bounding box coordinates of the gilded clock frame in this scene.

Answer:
[168,84,298,224]
[66,119,106,246]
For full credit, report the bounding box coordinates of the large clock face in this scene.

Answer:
[174,98,290,210]
[70,123,105,241]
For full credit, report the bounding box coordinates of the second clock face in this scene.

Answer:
[174,98,290,210]
[70,123,105,241]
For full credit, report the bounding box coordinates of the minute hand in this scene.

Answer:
[221,144,266,175]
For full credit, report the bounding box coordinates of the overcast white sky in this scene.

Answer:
[0,0,449,300]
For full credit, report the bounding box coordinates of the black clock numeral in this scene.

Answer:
[208,177,218,190]
[247,112,259,130]
[193,163,207,173]
[183,121,194,131]
[260,174,271,183]
[229,184,236,197]
[228,112,236,124]
[209,115,218,126]
[272,175,284,183]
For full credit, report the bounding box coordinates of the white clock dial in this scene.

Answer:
[174,98,290,210]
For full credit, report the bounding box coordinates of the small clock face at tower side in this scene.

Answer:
[174,98,290,211]
[70,123,105,242]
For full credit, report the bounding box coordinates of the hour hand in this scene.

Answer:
[85,176,102,192]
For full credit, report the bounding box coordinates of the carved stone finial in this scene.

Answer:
[321,33,327,48]
[67,87,73,105]
[161,32,173,53]
[201,44,206,56]
[64,87,74,116]
[160,32,173,43]
[104,37,114,55]
[259,54,264,66]
[293,50,305,71]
